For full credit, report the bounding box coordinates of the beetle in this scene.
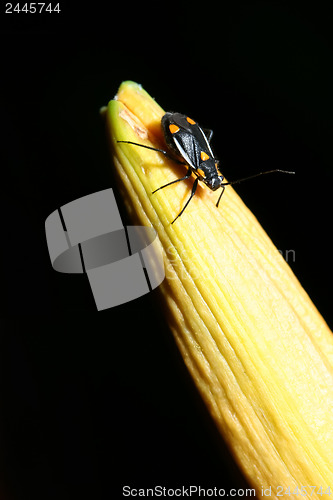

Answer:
[118,112,294,224]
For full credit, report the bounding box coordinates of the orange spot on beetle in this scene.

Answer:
[201,151,210,161]
[169,124,180,134]
[186,117,196,125]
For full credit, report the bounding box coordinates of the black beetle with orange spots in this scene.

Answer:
[118,112,295,223]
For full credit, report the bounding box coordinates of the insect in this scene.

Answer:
[118,112,295,224]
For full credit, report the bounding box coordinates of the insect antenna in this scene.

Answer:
[222,169,295,186]
[216,169,295,207]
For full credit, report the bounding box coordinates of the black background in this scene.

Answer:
[1,1,333,499]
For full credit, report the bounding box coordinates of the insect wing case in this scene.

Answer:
[162,112,212,170]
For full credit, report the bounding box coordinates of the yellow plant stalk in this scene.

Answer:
[105,81,333,499]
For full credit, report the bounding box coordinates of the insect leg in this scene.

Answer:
[172,177,199,224]
[152,167,192,194]
[202,128,214,143]
[117,141,185,164]
[216,185,225,207]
